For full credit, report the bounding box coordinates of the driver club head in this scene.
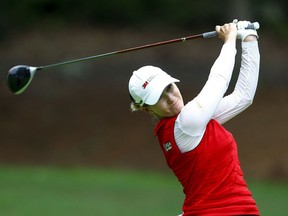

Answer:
[7,65,37,95]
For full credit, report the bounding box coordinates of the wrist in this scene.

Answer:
[243,35,257,42]
[225,37,237,46]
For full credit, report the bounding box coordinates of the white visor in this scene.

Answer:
[128,66,179,106]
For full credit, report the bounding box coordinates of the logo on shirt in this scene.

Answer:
[163,142,172,152]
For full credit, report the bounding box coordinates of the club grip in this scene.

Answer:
[246,22,260,30]
[202,31,218,38]
[202,22,260,39]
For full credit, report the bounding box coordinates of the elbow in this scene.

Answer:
[235,88,256,108]
[240,96,254,109]
[245,98,253,107]
[235,90,255,109]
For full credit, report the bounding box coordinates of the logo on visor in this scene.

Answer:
[142,74,157,89]
[142,81,149,89]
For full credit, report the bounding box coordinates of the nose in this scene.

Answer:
[165,92,174,105]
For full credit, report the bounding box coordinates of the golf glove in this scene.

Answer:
[234,20,259,41]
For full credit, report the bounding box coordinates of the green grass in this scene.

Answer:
[0,166,287,216]
[249,181,288,216]
[0,166,183,216]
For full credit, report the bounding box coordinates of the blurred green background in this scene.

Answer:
[0,0,287,215]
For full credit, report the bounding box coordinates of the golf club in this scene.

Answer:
[7,22,259,95]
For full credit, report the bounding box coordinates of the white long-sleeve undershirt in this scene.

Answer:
[175,41,260,153]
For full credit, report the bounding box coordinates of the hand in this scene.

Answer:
[234,20,259,41]
[215,23,237,43]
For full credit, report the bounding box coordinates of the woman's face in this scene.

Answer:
[147,83,184,119]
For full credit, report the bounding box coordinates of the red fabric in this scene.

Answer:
[154,117,260,216]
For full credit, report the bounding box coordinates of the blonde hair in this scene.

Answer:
[130,102,148,112]
[130,102,159,122]
[130,102,141,112]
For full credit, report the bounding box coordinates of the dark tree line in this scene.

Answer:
[1,0,287,36]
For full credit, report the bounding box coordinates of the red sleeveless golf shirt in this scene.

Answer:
[154,117,260,215]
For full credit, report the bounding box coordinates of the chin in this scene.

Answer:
[175,103,184,113]
[171,109,181,117]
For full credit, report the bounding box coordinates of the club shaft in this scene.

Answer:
[33,22,260,71]
[37,32,216,70]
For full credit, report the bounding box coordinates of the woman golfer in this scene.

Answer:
[128,20,260,215]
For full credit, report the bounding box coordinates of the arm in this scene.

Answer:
[174,22,260,153]
[176,23,237,136]
[213,36,260,124]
